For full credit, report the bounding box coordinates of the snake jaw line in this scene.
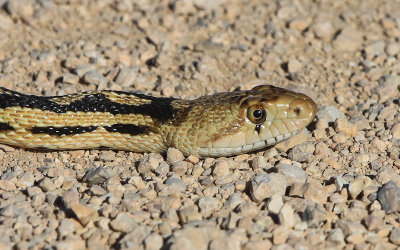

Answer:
[0,85,317,157]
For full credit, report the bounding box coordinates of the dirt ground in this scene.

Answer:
[0,0,400,249]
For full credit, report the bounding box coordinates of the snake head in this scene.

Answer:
[238,85,317,147]
[189,85,317,157]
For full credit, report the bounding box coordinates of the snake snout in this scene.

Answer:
[290,97,317,121]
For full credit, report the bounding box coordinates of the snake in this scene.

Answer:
[0,85,317,157]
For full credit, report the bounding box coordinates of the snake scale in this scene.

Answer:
[0,85,317,157]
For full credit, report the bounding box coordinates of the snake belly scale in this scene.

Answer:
[0,85,317,157]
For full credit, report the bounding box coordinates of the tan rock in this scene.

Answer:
[166,148,184,164]
[272,225,290,244]
[333,27,363,52]
[250,173,288,202]
[346,232,364,244]
[267,194,284,214]
[278,203,296,228]
[178,205,202,223]
[55,237,86,250]
[348,176,371,199]
[70,203,98,225]
[275,128,309,152]
[312,21,334,39]
[243,240,272,250]
[209,236,240,250]
[167,226,226,250]
[391,123,400,140]
[289,17,311,31]
[334,118,358,137]
[0,180,16,191]
[212,161,229,178]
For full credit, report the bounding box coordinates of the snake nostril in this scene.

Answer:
[293,107,301,116]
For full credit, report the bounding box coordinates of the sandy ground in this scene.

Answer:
[0,0,400,249]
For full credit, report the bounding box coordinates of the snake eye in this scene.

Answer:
[247,105,266,124]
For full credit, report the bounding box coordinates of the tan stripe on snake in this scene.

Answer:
[0,85,317,157]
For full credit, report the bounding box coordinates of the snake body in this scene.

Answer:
[0,85,317,157]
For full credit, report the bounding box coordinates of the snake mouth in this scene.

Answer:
[197,130,299,157]
[239,129,299,153]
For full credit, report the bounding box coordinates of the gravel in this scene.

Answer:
[1,0,400,249]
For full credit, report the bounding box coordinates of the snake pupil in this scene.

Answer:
[253,109,263,119]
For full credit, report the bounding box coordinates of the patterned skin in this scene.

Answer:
[0,85,317,157]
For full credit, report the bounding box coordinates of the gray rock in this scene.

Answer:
[367,103,384,121]
[98,151,116,162]
[375,74,400,103]
[251,156,270,170]
[165,177,186,192]
[82,70,108,87]
[390,228,400,245]
[90,185,107,196]
[301,206,326,227]
[172,161,189,176]
[138,153,164,174]
[223,193,244,210]
[57,219,74,237]
[327,228,345,244]
[119,226,151,249]
[276,163,307,185]
[74,64,97,77]
[1,166,23,180]
[83,167,112,185]
[316,105,345,123]
[0,204,19,217]
[198,197,219,217]
[114,66,139,87]
[378,181,400,214]
[335,220,366,236]
[26,186,42,197]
